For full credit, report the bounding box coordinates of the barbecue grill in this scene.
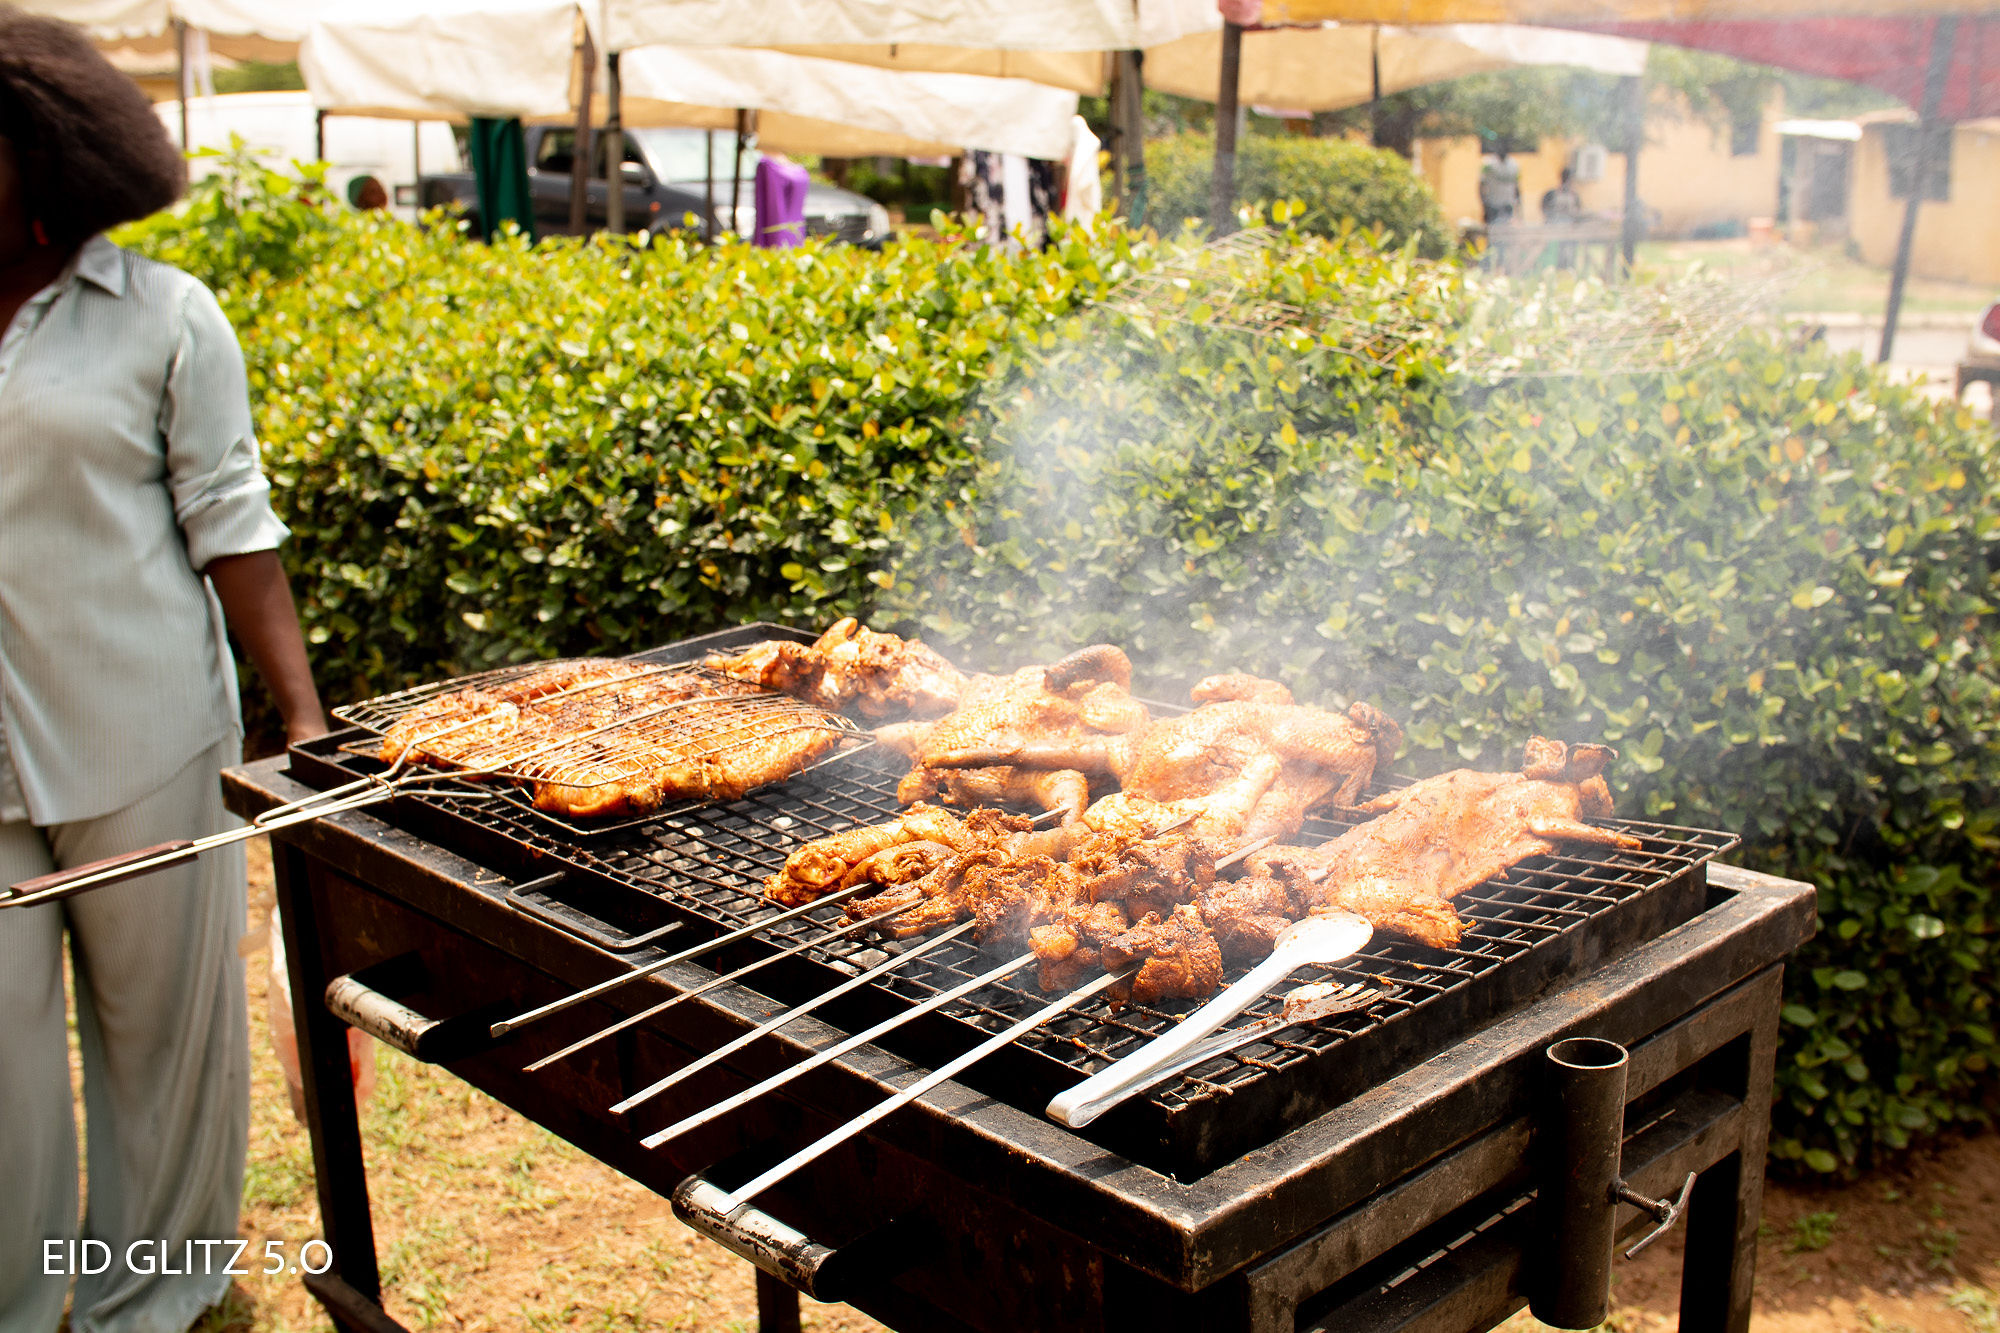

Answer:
[225,623,1816,1333]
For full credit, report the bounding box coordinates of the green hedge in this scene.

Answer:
[118,174,1999,1174]
[1143,130,1452,256]
[126,208,1131,708]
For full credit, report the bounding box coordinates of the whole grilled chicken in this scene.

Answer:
[708,617,966,720]
[1245,736,1643,949]
[879,645,1151,821]
[925,671,1400,841]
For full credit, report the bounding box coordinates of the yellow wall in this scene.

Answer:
[1850,122,2000,288]
[1417,89,1782,237]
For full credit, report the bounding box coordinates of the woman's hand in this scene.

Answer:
[204,549,329,745]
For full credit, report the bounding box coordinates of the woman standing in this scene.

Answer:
[0,11,326,1332]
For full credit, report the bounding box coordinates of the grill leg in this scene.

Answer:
[276,845,407,1333]
[1677,965,1781,1333]
[755,1267,803,1333]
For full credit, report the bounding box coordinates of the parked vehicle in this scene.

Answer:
[156,91,463,225]
[1957,301,2000,420]
[419,125,891,244]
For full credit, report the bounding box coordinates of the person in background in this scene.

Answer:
[1541,164,1584,223]
[0,9,326,1332]
[1478,145,1521,226]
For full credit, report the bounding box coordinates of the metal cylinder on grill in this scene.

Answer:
[1534,1036,1629,1330]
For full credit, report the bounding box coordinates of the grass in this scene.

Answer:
[1635,238,1991,317]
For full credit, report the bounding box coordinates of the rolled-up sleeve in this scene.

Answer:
[159,281,290,570]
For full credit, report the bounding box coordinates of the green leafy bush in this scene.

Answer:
[121,202,1133,710]
[1144,130,1452,255]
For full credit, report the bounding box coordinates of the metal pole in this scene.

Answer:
[1211,22,1243,234]
[603,50,624,233]
[731,107,748,237]
[315,109,326,163]
[174,19,189,150]
[411,121,421,219]
[1620,73,1643,272]
[569,29,596,234]
[704,128,716,240]
[1880,16,1957,365]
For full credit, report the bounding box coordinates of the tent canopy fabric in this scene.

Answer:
[1263,0,1992,18]
[1584,16,2000,121]
[301,0,578,122]
[13,0,320,40]
[763,44,1108,94]
[593,0,1218,52]
[1143,21,1647,109]
[303,2,1078,156]
[611,45,1079,157]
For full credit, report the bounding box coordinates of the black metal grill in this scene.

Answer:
[292,624,1736,1174]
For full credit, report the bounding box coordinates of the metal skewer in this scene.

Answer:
[642,950,1038,1150]
[492,880,884,1038]
[716,965,1134,1211]
[497,805,1069,1040]
[609,918,978,1114]
[640,818,1247,1151]
[526,895,954,1071]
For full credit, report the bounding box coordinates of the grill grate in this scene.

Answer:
[392,741,1733,1114]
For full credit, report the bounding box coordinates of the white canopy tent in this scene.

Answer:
[610,46,1078,158]
[1141,21,1648,109]
[591,0,1217,54]
[300,1,1078,157]
[11,0,318,41]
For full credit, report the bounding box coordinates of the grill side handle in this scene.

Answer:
[670,1175,921,1305]
[324,954,508,1065]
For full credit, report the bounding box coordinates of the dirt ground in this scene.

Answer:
[56,835,1996,1332]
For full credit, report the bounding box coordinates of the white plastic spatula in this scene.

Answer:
[1047,910,1374,1129]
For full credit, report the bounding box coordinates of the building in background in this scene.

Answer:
[1848,110,2000,288]
[1415,85,1784,239]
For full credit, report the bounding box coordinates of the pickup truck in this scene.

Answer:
[419,123,892,244]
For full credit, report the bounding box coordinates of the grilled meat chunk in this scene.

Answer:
[708,617,967,720]
[765,804,988,906]
[1102,904,1225,1004]
[896,764,1091,824]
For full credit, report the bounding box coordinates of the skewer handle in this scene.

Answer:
[5,840,197,905]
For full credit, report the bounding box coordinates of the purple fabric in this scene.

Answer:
[753,156,810,248]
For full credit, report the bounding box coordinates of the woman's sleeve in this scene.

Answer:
[159,280,291,571]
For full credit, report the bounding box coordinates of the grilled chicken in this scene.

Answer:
[1244,737,1643,949]
[897,764,1092,824]
[764,803,990,906]
[379,660,846,816]
[1101,904,1225,1004]
[707,617,967,720]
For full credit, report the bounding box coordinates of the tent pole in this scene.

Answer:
[731,108,747,237]
[1880,16,1957,365]
[569,28,596,234]
[315,109,326,162]
[174,18,189,149]
[1620,73,1643,273]
[604,50,624,233]
[411,121,421,216]
[705,129,716,241]
[1211,21,1243,234]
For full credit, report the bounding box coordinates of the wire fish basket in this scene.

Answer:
[333,658,870,800]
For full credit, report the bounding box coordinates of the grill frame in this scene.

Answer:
[282,624,1737,1176]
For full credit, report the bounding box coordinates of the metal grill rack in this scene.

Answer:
[301,725,1735,1173]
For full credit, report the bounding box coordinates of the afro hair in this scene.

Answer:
[0,5,185,248]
